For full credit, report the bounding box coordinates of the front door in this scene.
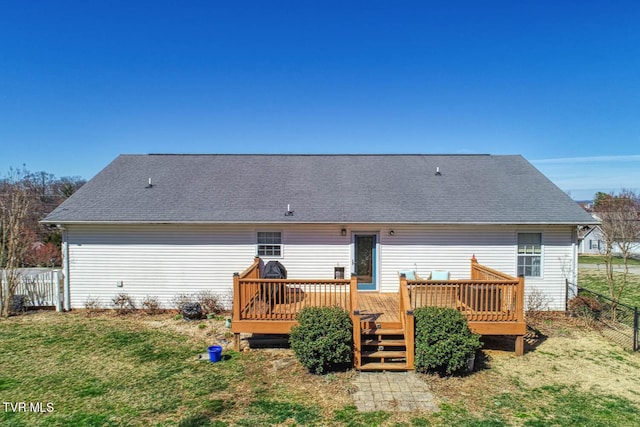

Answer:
[354,234,377,291]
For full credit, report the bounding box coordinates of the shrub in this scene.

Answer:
[414,306,482,375]
[171,293,195,312]
[526,288,553,314]
[290,306,353,374]
[141,295,162,315]
[112,293,136,314]
[84,296,103,316]
[568,296,602,320]
[182,302,203,320]
[195,290,225,315]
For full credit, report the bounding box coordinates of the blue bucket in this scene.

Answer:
[208,345,223,363]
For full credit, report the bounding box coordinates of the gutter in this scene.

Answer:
[58,226,71,311]
[42,219,601,226]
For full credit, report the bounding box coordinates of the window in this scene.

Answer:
[589,240,601,250]
[257,232,282,257]
[517,233,542,277]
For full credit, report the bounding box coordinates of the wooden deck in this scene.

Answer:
[242,290,351,321]
[231,256,527,369]
[358,293,400,323]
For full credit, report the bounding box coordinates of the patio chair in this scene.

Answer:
[398,270,428,280]
[399,270,417,280]
[430,270,450,280]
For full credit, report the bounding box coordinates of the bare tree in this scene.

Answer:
[0,168,34,317]
[593,190,640,313]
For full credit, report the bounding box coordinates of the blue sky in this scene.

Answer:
[0,1,638,201]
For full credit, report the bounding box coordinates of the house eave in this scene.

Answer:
[41,219,600,226]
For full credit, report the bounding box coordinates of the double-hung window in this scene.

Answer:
[517,233,542,277]
[257,232,282,257]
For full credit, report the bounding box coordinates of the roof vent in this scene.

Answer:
[285,204,294,217]
[145,178,154,188]
[435,167,441,176]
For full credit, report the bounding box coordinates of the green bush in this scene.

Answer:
[289,306,353,374]
[414,306,482,375]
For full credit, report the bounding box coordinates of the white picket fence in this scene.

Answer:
[3,268,64,309]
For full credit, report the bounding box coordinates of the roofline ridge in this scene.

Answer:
[142,153,498,157]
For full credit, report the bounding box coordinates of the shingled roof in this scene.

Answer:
[43,154,595,225]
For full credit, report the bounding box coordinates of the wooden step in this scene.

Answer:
[360,321,403,330]
[359,362,410,371]
[361,339,406,347]
[361,350,407,358]
[360,328,405,336]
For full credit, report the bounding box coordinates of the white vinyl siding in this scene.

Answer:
[275,224,350,278]
[524,227,575,310]
[378,225,516,292]
[66,224,255,310]
[378,225,573,310]
[64,223,575,311]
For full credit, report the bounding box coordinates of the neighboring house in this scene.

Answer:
[43,154,595,312]
[578,224,605,255]
[578,213,640,257]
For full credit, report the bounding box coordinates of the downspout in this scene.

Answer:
[569,226,579,308]
[60,226,71,311]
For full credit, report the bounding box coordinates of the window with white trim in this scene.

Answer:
[517,233,542,277]
[257,232,282,257]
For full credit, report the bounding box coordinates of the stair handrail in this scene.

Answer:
[399,274,415,369]
[350,275,361,369]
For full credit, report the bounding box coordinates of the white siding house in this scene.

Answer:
[579,225,605,255]
[44,154,596,311]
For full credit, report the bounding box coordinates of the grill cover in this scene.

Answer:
[263,260,287,279]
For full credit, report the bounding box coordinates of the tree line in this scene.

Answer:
[0,167,85,268]
[1,166,85,316]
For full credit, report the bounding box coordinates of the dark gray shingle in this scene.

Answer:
[43,154,595,225]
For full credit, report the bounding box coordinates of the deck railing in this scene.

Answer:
[239,256,262,280]
[399,274,415,369]
[233,257,262,326]
[351,277,361,369]
[233,257,355,322]
[470,256,515,281]
[405,257,525,324]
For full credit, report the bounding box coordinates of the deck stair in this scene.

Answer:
[357,321,411,371]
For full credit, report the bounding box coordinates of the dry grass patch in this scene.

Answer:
[2,310,640,426]
[419,314,640,425]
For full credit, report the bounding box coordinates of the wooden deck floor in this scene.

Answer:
[241,290,350,321]
[237,291,401,323]
[358,293,400,323]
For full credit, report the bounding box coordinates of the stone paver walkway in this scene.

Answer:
[351,371,439,412]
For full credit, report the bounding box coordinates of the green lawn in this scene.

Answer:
[579,254,640,266]
[1,312,640,426]
[578,269,640,308]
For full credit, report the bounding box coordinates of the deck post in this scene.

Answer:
[232,272,241,351]
[349,275,358,315]
[515,275,526,356]
[350,276,361,369]
[515,335,524,356]
[400,274,415,369]
[470,255,478,280]
[234,333,241,352]
[252,256,261,278]
[406,312,415,369]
